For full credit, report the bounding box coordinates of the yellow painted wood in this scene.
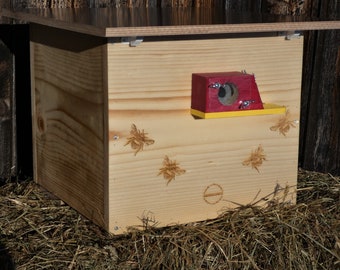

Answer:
[190,103,287,119]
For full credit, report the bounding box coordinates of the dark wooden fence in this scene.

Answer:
[0,29,15,179]
[299,0,340,175]
[0,24,31,180]
[0,0,339,177]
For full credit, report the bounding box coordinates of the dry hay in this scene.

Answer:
[0,169,339,269]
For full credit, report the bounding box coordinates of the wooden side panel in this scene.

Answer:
[31,25,108,228]
[107,36,303,233]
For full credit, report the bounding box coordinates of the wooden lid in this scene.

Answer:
[1,8,340,37]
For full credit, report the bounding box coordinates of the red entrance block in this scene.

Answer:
[191,72,264,113]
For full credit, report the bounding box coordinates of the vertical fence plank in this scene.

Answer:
[0,33,15,180]
[225,0,262,13]
[194,0,224,7]
[299,0,340,175]
[0,24,32,180]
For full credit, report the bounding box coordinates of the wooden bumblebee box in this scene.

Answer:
[3,8,340,234]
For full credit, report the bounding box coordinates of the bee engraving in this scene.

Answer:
[158,155,186,185]
[125,124,155,155]
[242,144,267,173]
[270,110,296,136]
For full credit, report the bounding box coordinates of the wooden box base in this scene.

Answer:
[31,24,303,234]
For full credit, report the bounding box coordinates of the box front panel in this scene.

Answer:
[107,36,303,234]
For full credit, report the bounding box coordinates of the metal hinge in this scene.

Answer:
[121,36,144,47]
[285,31,302,40]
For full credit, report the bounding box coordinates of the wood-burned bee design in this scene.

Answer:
[125,124,155,155]
[270,110,296,136]
[158,155,186,185]
[242,144,266,173]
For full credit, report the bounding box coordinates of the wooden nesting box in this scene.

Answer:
[3,8,340,234]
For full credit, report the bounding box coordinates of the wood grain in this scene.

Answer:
[0,38,15,178]
[31,24,108,228]
[30,23,304,234]
[2,8,340,37]
[106,36,303,233]
[299,0,340,175]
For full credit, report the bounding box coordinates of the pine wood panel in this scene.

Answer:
[30,25,108,228]
[106,36,303,233]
